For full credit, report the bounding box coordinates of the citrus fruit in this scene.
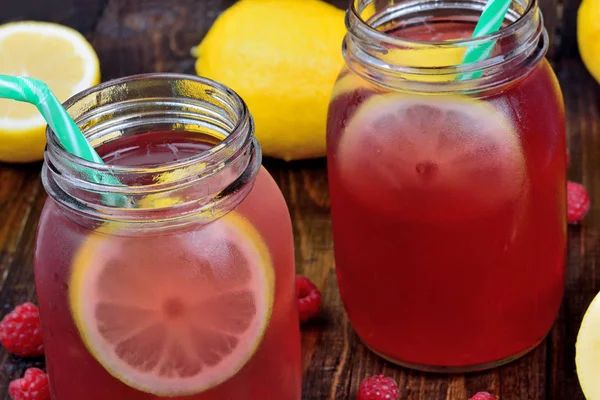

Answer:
[337,94,526,221]
[69,212,274,396]
[195,0,346,161]
[578,0,600,84]
[0,21,100,163]
[577,291,600,399]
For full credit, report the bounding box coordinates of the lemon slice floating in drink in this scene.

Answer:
[69,212,274,396]
[577,291,600,399]
[338,93,526,221]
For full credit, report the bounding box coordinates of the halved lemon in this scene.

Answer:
[69,212,274,396]
[337,93,526,221]
[0,21,100,163]
[577,291,600,399]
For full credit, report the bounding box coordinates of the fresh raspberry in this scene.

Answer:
[0,302,44,357]
[469,392,496,400]
[567,181,590,224]
[296,275,322,323]
[357,375,399,400]
[9,368,50,400]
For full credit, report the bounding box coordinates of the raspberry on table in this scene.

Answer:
[567,181,590,224]
[357,375,399,400]
[0,302,44,357]
[9,368,50,400]
[296,275,322,323]
[469,392,497,400]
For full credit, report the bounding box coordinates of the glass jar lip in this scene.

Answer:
[46,73,251,175]
[348,0,537,48]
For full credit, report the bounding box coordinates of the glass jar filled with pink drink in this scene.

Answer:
[327,0,566,372]
[35,74,302,399]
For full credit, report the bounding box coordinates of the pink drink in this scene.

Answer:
[35,75,302,399]
[327,10,566,371]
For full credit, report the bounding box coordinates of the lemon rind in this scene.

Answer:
[69,212,275,397]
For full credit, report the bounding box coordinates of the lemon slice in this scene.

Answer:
[69,212,274,396]
[337,93,526,221]
[0,21,100,163]
[577,291,600,399]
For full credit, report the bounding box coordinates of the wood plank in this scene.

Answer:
[546,57,600,400]
[0,0,106,34]
[539,0,559,59]
[91,0,230,79]
[557,0,580,61]
[0,163,46,399]
[263,159,349,399]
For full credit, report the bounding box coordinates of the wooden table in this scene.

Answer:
[0,0,595,399]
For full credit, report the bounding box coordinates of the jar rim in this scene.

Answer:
[348,0,537,49]
[42,73,261,230]
[343,0,547,93]
[46,73,251,176]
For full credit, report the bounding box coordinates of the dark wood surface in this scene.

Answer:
[0,0,595,399]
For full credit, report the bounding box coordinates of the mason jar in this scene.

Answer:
[35,74,302,399]
[327,0,566,372]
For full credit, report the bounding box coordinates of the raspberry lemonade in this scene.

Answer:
[327,0,566,371]
[35,75,301,399]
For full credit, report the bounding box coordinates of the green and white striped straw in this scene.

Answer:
[0,75,123,198]
[458,0,512,80]
[0,75,103,163]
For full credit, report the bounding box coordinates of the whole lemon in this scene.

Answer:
[578,0,600,83]
[195,0,346,161]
